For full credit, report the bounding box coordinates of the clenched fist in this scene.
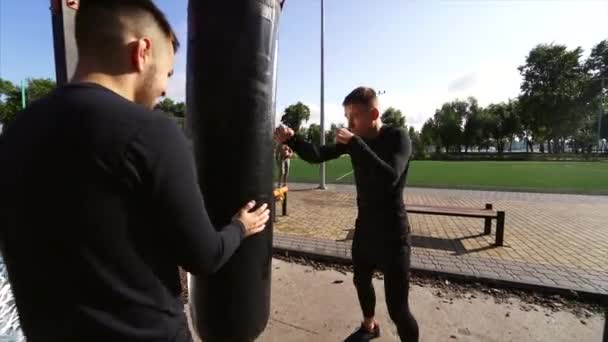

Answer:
[274,125,295,143]
[336,128,355,145]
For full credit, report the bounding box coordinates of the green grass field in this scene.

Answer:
[282,157,608,194]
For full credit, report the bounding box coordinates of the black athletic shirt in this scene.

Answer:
[286,126,412,247]
[0,83,245,341]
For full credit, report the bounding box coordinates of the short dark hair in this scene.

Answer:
[342,86,378,109]
[75,0,180,59]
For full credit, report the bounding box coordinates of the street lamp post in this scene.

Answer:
[319,0,326,189]
[598,77,606,154]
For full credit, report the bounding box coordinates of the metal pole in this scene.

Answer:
[21,80,26,109]
[319,0,326,189]
[599,77,605,153]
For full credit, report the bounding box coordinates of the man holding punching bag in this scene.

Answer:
[275,87,419,342]
[0,1,269,341]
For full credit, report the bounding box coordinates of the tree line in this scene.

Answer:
[3,39,606,155]
[419,39,608,155]
[0,78,56,125]
[279,39,608,156]
[0,79,186,129]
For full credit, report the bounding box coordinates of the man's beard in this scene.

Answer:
[134,64,158,109]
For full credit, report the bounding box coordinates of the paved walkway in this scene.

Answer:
[274,184,608,295]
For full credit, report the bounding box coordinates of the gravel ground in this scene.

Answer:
[180,252,605,326]
[188,258,607,342]
[270,252,606,320]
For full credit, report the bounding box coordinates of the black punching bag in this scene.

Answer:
[187,0,283,341]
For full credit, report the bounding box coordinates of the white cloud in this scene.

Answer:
[447,61,522,106]
[165,14,521,130]
[448,72,478,92]
[379,60,523,131]
[172,34,521,131]
[273,60,521,132]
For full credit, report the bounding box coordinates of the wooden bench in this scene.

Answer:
[272,186,288,222]
[407,203,505,246]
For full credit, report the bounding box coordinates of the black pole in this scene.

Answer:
[187,0,283,341]
[50,0,79,86]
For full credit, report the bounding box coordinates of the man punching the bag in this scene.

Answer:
[0,1,269,341]
[275,87,419,342]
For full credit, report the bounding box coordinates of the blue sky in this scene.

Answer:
[1,1,607,129]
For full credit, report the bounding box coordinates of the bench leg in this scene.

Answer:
[282,193,287,216]
[484,203,492,234]
[495,211,505,246]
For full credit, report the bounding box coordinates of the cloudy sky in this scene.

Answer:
[1,1,607,130]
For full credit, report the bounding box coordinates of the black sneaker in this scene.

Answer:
[344,323,381,341]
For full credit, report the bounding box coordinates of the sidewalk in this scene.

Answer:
[273,184,608,296]
[187,259,606,341]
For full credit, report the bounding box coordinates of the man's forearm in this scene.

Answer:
[133,115,246,276]
[286,136,346,163]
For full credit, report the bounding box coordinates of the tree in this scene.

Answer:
[0,79,19,126]
[434,100,466,152]
[26,78,56,103]
[306,123,321,146]
[518,43,587,153]
[0,79,13,94]
[0,78,56,126]
[408,126,425,158]
[474,109,493,152]
[504,99,523,152]
[485,103,509,153]
[584,39,608,141]
[155,98,174,112]
[569,113,596,154]
[482,100,522,153]
[461,97,483,153]
[155,98,186,117]
[381,107,406,128]
[173,102,186,118]
[517,94,537,153]
[585,39,608,81]
[420,118,439,153]
[281,102,310,131]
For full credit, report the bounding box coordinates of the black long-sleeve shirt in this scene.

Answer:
[287,126,412,246]
[0,83,244,341]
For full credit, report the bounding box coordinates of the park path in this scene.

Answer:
[274,183,608,295]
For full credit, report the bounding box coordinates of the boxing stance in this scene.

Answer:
[275,86,419,341]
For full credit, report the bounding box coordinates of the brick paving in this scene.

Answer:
[273,183,608,295]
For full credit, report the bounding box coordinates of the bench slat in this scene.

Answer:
[407,204,497,219]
